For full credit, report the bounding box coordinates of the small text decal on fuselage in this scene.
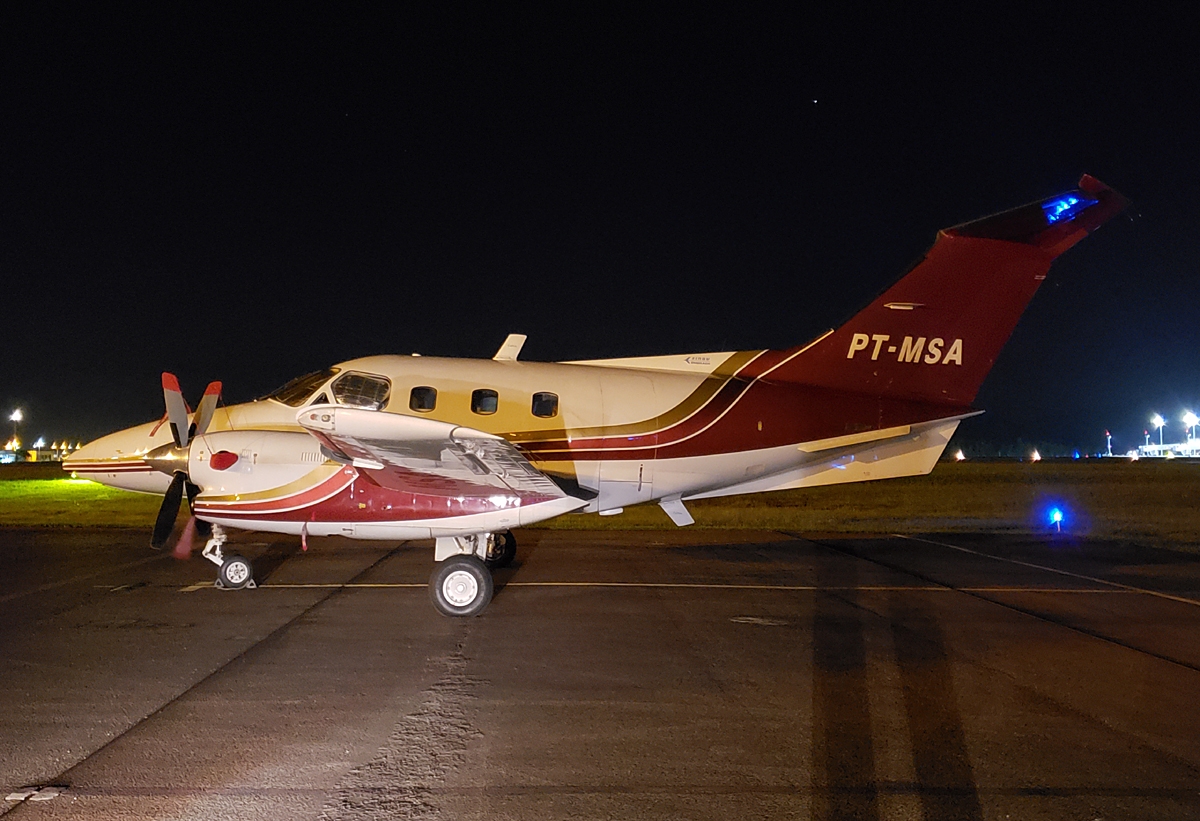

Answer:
[845,333,963,365]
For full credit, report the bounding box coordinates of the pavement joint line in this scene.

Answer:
[895,534,1200,608]
[187,582,1142,593]
[0,554,168,605]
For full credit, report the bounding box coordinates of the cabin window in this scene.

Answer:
[409,386,437,412]
[531,392,559,418]
[471,389,498,415]
[331,372,391,410]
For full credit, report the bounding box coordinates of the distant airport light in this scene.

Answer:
[1151,413,1165,446]
[1031,449,1041,462]
[954,449,966,461]
[33,438,45,449]
[1184,411,1198,441]
[9,409,22,423]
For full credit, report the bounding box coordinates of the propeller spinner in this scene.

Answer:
[145,374,222,551]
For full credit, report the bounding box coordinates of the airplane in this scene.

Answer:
[65,175,1128,616]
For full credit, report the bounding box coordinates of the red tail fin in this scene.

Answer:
[770,176,1129,406]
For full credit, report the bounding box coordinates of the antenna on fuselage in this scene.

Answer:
[493,334,527,362]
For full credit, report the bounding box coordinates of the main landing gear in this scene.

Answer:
[200,524,256,590]
[428,531,516,617]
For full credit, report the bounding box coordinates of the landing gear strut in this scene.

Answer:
[428,531,516,616]
[200,524,256,590]
[485,530,517,569]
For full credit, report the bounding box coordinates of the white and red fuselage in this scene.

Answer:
[66,347,968,539]
[65,176,1129,544]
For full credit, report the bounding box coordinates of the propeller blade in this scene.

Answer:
[172,517,198,560]
[185,481,213,540]
[162,373,191,448]
[191,381,223,438]
[151,472,187,549]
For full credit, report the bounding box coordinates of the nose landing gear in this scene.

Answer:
[200,524,256,590]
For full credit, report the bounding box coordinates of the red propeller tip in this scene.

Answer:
[162,373,182,392]
[172,517,197,560]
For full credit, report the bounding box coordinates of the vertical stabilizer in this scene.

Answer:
[769,176,1128,406]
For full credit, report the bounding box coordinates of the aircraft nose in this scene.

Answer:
[64,430,139,469]
[62,421,176,493]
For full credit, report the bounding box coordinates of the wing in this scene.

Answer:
[296,404,571,503]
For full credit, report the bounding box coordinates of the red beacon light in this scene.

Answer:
[210,451,239,471]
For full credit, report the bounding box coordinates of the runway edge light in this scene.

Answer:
[1048,506,1065,532]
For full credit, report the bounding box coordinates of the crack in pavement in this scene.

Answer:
[320,642,482,820]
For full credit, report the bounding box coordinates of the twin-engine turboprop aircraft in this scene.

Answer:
[66,176,1128,615]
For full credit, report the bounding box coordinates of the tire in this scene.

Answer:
[485,531,517,569]
[219,555,254,589]
[429,555,494,617]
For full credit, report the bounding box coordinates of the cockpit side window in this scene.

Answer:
[331,372,391,410]
[267,368,340,407]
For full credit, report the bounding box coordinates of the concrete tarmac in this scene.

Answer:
[1,527,1198,820]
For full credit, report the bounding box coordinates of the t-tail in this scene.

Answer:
[771,175,1129,406]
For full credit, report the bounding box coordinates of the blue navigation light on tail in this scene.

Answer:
[1042,194,1098,224]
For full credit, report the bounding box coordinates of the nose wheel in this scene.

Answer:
[218,555,255,590]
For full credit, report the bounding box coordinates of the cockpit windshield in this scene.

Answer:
[266,368,340,407]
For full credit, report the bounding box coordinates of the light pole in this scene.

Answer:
[8,409,21,449]
[1184,411,1198,442]
[1151,413,1165,448]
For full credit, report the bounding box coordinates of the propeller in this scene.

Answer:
[146,373,221,552]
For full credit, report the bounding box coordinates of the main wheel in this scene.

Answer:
[218,555,254,589]
[485,531,517,569]
[429,555,494,617]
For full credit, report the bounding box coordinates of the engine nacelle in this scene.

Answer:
[189,430,326,497]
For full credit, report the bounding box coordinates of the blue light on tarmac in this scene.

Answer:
[1048,506,1065,532]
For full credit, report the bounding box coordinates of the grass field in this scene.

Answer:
[2,460,1198,549]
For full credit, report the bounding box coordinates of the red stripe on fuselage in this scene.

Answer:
[518,347,962,461]
[66,461,154,473]
[194,467,357,515]
[525,381,969,462]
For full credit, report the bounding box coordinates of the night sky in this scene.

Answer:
[3,7,1197,454]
